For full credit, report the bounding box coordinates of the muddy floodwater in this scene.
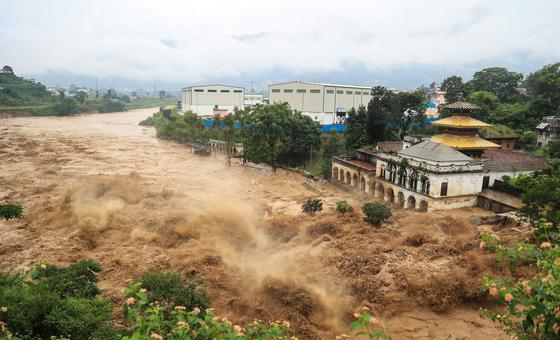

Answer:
[0,108,507,339]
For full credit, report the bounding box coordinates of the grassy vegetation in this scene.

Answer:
[0,73,175,116]
[125,97,175,110]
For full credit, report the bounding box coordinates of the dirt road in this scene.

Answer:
[0,109,506,339]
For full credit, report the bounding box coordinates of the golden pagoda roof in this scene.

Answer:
[444,101,481,110]
[431,115,492,128]
[431,134,500,150]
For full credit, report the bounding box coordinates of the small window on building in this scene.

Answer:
[284,89,293,93]
[310,89,320,93]
[271,89,280,93]
[233,90,242,93]
[440,182,448,196]
[194,89,204,92]
[296,89,306,93]
[336,90,343,94]
[207,89,217,92]
[363,91,371,95]
[346,91,352,94]
[354,91,361,95]
[326,90,334,94]
[221,90,230,93]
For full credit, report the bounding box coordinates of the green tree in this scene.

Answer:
[362,202,392,226]
[526,63,560,117]
[344,106,367,152]
[491,102,532,130]
[75,91,87,104]
[214,113,237,166]
[441,75,468,103]
[468,91,499,121]
[517,130,537,151]
[365,86,399,144]
[243,102,320,171]
[396,90,428,139]
[468,67,523,102]
[322,132,344,178]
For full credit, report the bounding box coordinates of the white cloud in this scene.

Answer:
[1,0,559,85]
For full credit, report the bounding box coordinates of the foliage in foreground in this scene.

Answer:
[0,204,23,220]
[0,260,114,339]
[362,202,391,226]
[479,226,560,339]
[301,198,323,215]
[1,258,389,339]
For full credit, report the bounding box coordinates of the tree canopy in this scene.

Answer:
[468,67,523,103]
[441,75,468,102]
[242,103,321,171]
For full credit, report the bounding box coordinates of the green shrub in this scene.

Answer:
[123,281,292,339]
[0,260,110,339]
[335,200,353,214]
[0,204,23,220]
[44,297,112,339]
[31,259,102,298]
[90,324,122,340]
[480,231,560,339]
[362,202,391,226]
[136,272,208,312]
[302,198,323,215]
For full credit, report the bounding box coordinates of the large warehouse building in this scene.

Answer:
[182,84,244,116]
[268,81,374,124]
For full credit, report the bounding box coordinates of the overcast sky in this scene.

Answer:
[1,0,559,90]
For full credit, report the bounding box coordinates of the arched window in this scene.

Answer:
[409,171,419,191]
[421,175,430,194]
[398,167,407,187]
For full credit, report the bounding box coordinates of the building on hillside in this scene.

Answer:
[181,84,244,117]
[480,125,519,151]
[425,101,439,118]
[331,101,547,212]
[268,81,375,124]
[536,116,560,147]
[244,94,263,108]
[1,65,14,75]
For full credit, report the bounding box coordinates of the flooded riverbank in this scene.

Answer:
[0,109,506,339]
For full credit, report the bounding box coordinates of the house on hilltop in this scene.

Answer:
[1,65,14,75]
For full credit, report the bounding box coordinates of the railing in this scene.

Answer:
[332,156,375,173]
[376,153,483,173]
[376,175,431,197]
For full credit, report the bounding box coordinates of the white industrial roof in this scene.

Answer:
[268,81,374,90]
[181,84,245,90]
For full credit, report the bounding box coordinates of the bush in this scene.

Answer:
[0,204,23,220]
[480,229,560,338]
[302,198,323,215]
[31,259,102,298]
[123,281,292,339]
[52,98,79,116]
[335,200,353,214]
[135,272,208,312]
[0,260,111,339]
[362,202,391,226]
